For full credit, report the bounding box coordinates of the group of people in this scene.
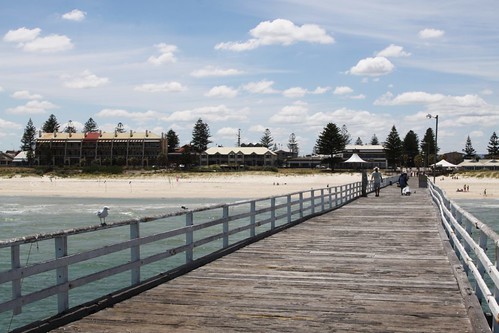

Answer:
[370,168,410,197]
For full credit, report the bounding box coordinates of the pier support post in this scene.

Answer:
[361,170,368,197]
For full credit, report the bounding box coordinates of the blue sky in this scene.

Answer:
[1,0,498,155]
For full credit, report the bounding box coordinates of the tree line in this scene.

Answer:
[21,115,498,168]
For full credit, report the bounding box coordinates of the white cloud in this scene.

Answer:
[166,105,247,122]
[242,80,278,94]
[283,87,308,98]
[62,70,109,88]
[349,57,394,76]
[270,101,309,124]
[205,85,238,98]
[96,109,160,122]
[215,18,334,51]
[374,91,487,107]
[62,9,87,22]
[0,86,4,92]
[191,66,244,78]
[216,127,239,139]
[24,34,73,52]
[11,90,43,100]
[0,118,22,129]
[3,27,41,42]
[4,27,73,52]
[147,43,178,65]
[333,86,354,95]
[480,89,493,96]
[418,28,445,39]
[376,44,411,58]
[6,100,58,115]
[134,82,186,93]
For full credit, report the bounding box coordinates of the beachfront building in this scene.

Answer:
[0,151,14,165]
[34,130,168,167]
[339,144,387,169]
[200,147,277,168]
[458,159,499,170]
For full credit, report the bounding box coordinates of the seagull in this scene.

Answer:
[97,206,110,225]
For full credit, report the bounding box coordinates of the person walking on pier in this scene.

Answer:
[399,172,409,195]
[371,167,383,197]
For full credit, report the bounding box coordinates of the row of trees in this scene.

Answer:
[21,114,498,169]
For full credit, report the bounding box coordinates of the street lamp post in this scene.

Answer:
[426,114,439,183]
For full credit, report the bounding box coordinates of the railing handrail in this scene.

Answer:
[429,180,499,331]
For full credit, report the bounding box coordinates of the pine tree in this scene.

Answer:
[42,114,60,133]
[166,129,180,153]
[383,126,403,170]
[402,130,419,167]
[487,131,499,159]
[287,133,299,155]
[462,135,476,159]
[21,118,37,165]
[260,128,274,149]
[63,120,77,133]
[355,137,363,145]
[370,134,379,145]
[83,117,98,132]
[420,128,436,165]
[191,118,211,152]
[315,122,345,170]
[341,124,351,145]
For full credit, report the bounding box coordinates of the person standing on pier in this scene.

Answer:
[371,167,383,197]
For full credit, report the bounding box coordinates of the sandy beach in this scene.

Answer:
[431,175,499,200]
[0,172,497,201]
[0,173,363,199]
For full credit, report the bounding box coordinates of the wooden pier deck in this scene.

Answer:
[53,179,488,333]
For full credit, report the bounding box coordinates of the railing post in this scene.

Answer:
[250,201,256,237]
[287,195,292,224]
[11,244,21,315]
[271,198,276,229]
[186,212,193,263]
[130,221,140,285]
[223,205,229,248]
[328,187,333,209]
[495,244,499,333]
[475,230,488,304]
[320,189,325,212]
[311,190,315,214]
[299,192,304,218]
[55,236,69,313]
[334,186,339,206]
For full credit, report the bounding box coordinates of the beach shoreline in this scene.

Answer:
[431,175,499,200]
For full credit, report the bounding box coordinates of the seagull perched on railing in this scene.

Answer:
[97,206,110,225]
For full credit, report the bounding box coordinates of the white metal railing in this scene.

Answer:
[1,177,399,332]
[429,181,499,332]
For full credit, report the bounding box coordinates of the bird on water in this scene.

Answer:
[97,206,110,225]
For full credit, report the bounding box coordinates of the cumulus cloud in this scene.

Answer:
[6,100,58,115]
[166,105,247,122]
[62,9,87,21]
[376,44,411,58]
[134,82,186,93]
[147,43,178,65]
[349,57,394,77]
[62,70,109,88]
[282,86,330,98]
[270,101,309,124]
[242,80,279,94]
[216,127,240,139]
[0,118,22,129]
[4,27,73,52]
[418,28,445,39]
[215,18,334,51]
[191,66,244,78]
[333,86,354,95]
[11,90,42,100]
[96,109,161,122]
[205,85,238,98]
[374,91,487,108]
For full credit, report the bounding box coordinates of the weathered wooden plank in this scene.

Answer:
[52,179,487,333]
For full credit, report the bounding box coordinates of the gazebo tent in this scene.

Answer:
[344,153,367,163]
[434,159,459,168]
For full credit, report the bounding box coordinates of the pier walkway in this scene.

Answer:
[53,179,488,333]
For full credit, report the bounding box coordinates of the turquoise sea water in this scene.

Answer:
[0,195,497,332]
